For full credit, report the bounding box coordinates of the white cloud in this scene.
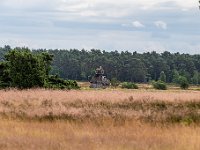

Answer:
[0,0,196,17]
[132,21,145,28]
[0,0,199,54]
[154,21,167,30]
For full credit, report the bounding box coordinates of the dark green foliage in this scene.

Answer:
[178,76,189,89]
[0,48,79,90]
[110,78,120,88]
[159,71,166,82]
[45,75,80,89]
[0,62,11,88]
[0,45,11,61]
[172,69,180,84]
[43,49,200,84]
[152,80,167,90]
[121,82,138,89]
[40,52,54,75]
[4,49,47,89]
[191,71,199,85]
[1,46,200,85]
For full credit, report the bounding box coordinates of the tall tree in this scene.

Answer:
[159,71,166,82]
[4,49,50,89]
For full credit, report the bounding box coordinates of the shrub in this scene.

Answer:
[0,62,11,88]
[111,78,120,88]
[3,49,53,89]
[152,80,167,90]
[178,76,189,89]
[45,75,80,90]
[121,82,138,89]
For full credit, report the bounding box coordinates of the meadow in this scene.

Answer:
[0,87,200,149]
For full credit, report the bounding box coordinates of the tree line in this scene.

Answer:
[0,45,200,85]
[0,46,79,89]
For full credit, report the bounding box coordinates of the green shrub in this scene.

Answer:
[0,62,11,89]
[121,82,138,89]
[0,49,80,90]
[178,76,189,89]
[111,78,120,88]
[152,80,167,90]
[45,75,80,90]
[3,49,53,89]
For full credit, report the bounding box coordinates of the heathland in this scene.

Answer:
[0,86,200,150]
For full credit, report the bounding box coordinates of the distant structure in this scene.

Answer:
[90,66,110,88]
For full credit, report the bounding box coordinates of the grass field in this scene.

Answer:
[0,120,200,150]
[0,87,200,149]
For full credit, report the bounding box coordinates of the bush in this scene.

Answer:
[0,62,11,88]
[121,82,138,89]
[0,49,79,90]
[178,76,189,89]
[152,80,167,90]
[45,75,80,90]
[3,49,53,89]
[111,78,120,88]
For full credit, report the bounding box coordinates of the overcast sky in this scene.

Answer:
[0,0,199,53]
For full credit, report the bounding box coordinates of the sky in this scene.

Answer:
[0,0,199,54]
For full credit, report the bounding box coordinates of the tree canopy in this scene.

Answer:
[0,46,200,85]
[0,47,79,89]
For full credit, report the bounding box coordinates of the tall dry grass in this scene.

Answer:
[0,89,200,149]
[1,88,200,102]
[0,120,200,150]
[0,89,200,123]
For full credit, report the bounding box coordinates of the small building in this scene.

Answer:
[90,66,110,88]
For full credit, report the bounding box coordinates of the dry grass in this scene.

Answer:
[1,88,200,103]
[0,88,200,149]
[0,119,200,150]
[0,89,200,123]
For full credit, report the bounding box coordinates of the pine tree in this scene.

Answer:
[159,71,166,82]
[172,69,179,84]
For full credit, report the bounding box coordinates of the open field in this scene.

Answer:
[78,82,200,91]
[0,120,200,150]
[1,89,200,123]
[0,88,200,149]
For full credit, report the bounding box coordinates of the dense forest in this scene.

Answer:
[0,45,200,84]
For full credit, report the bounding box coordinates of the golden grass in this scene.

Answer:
[0,119,200,150]
[0,89,200,122]
[1,88,200,103]
[0,89,200,149]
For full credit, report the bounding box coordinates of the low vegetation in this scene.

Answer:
[121,82,138,89]
[0,89,199,149]
[45,75,79,89]
[0,120,200,150]
[0,89,199,124]
[152,80,167,90]
[178,76,189,89]
[110,78,120,88]
[0,88,200,149]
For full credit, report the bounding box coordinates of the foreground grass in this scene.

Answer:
[0,89,200,123]
[0,89,200,149]
[0,119,200,150]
